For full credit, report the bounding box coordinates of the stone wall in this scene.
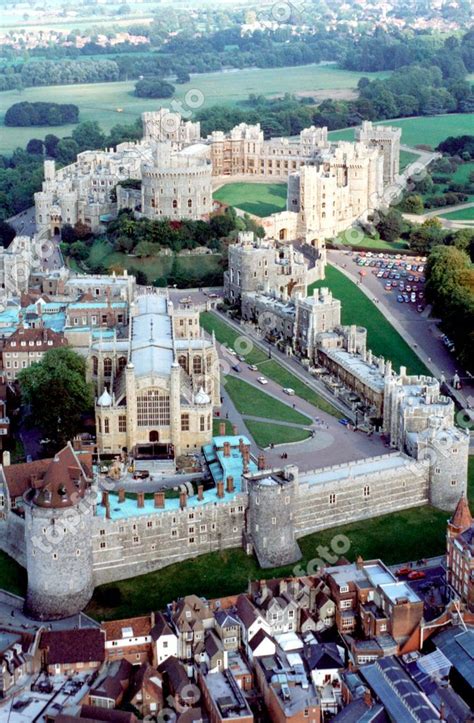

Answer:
[0,512,26,567]
[91,493,247,586]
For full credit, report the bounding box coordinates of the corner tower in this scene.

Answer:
[23,444,96,620]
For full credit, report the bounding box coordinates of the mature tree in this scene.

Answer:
[44,133,60,157]
[72,121,105,152]
[409,218,445,253]
[60,223,77,243]
[26,138,44,155]
[69,240,89,260]
[402,194,424,214]
[376,208,403,242]
[18,348,93,448]
[0,221,16,248]
[135,78,175,98]
[55,137,79,165]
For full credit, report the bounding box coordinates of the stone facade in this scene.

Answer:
[34,110,400,243]
[90,290,220,457]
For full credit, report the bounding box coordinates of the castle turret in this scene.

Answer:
[23,444,95,620]
[246,466,301,568]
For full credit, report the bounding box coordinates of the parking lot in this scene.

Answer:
[355,252,427,312]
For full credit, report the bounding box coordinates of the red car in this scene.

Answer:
[408,570,426,580]
[396,567,411,576]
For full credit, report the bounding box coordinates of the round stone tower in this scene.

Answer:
[247,466,302,569]
[23,445,96,620]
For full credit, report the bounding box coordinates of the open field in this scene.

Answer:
[73,238,222,285]
[335,232,409,251]
[213,182,287,217]
[309,265,430,376]
[0,65,391,155]
[200,312,341,416]
[328,114,474,149]
[244,419,311,447]
[224,375,311,425]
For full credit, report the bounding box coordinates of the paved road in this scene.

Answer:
[7,205,63,273]
[327,250,474,410]
[214,338,392,473]
[8,206,36,237]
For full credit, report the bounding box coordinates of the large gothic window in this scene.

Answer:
[193,356,202,374]
[103,357,112,377]
[137,389,170,427]
[118,357,127,372]
[92,356,98,375]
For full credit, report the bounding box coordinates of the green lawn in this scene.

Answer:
[399,149,421,171]
[0,64,390,155]
[328,114,474,149]
[0,549,26,597]
[244,419,311,448]
[310,265,429,376]
[224,375,311,425]
[200,312,341,417]
[335,232,409,251]
[213,182,287,217]
[200,312,269,366]
[438,206,474,221]
[74,238,222,285]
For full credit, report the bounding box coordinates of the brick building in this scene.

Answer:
[446,494,474,611]
[2,326,66,380]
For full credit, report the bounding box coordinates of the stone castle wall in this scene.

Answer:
[91,493,248,585]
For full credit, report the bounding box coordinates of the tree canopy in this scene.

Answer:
[18,348,93,449]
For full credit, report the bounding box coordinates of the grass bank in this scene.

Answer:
[224,376,311,425]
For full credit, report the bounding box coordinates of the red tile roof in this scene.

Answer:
[102,616,152,642]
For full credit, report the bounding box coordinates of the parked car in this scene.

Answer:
[283,387,295,395]
[396,566,411,576]
[133,470,150,479]
[257,377,268,385]
[232,364,241,373]
[338,418,349,426]
[248,364,258,371]
[397,295,404,303]
[408,570,426,580]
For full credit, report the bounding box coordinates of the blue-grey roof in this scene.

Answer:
[360,657,438,723]
[130,295,173,377]
[433,628,474,690]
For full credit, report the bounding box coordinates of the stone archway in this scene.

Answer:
[149,430,159,442]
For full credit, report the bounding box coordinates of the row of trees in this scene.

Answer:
[0,58,120,91]
[425,245,474,372]
[5,102,79,127]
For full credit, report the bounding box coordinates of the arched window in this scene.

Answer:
[188,199,192,208]
[207,414,211,431]
[118,357,127,372]
[104,418,109,434]
[97,417,101,433]
[200,415,205,432]
[178,355,187,371]
[103,357,112,377]
[92,356,98,375]
[172,200,178,209]
[193,356,202,374]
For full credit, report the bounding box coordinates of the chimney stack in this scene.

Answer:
[223,441,231,457]
[232,424,238,435]
[238,438,245,453]
[154,491,165,509]
[257,453,266,471]
[137,492,145,508]
[179,491,187,509]
[219,421,226,436]
[105,499,111,520]
[363,689,372,709]
[217,481,224,498]
[197,484,204,501]
[101,490,109,507]
[226,476,234,493]
[118,488,126,503]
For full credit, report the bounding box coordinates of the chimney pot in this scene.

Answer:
[137,492,145,508]
[223,441,231,457]
[219,421,226,436]
[118,488,126,503]
[217,481,224,498]
[197,484,204,501]
[179,491,187,509]
[226,476,234,493]
[232,424,238,435]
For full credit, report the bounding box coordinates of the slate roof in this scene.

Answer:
[40,628,105,665]
[150,611,175,641]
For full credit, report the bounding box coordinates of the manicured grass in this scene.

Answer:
[76,239,222,285]
[244,419,311,448]
[201,312,341,417]
[399,149,421,170]
[213,182,287,217]
[0,550,26,597]
[224,375,311,425]
[310,265,430,376]
[257,359,343,418]
[200,312,268,366]
[328,114,474,149]
[0,65,390,155]
[335,231,409,251]
[438,206,474,221]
